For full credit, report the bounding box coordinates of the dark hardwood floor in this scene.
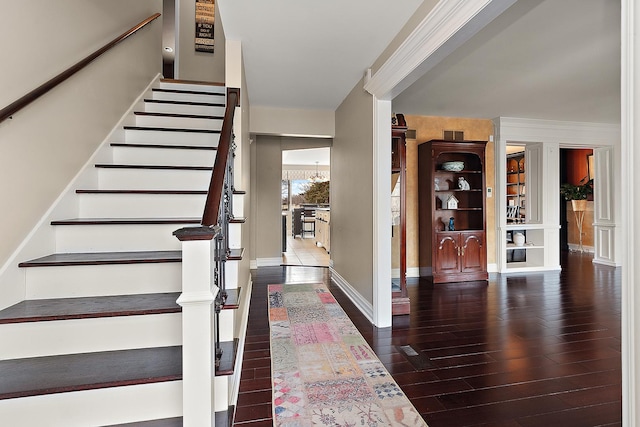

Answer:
[233,252,621,426]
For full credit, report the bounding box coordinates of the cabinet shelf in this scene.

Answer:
[419,140,488,284]
[506,243,544,250]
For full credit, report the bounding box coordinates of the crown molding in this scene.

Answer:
[364,0,515,100]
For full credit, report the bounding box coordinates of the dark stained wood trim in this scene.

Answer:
[161,78,225,87]
[76,189,207,195]
[143,99,225,107]
[123,126,221,134]
[18,251,182,267]
[221,288,241,310]
[173,226,219,242]
[227,248,244,261]
[94,164,212,171]
[133,111,224,121]
[152,88,224,97]
[110,142,216,151]
[0,13,161,123]
[51,217,200,226]
[0,346,181,400]
[0,293,181,324]
[229,217,246,224]
[202,88,240,226]
[232,190,246,195]
[216,339,239,376]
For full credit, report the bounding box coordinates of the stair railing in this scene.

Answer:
[0,13,161,124]
[173,87,239,425]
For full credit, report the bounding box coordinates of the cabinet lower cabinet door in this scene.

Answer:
[434,232,461,276]
[460,231,486,274]
[433,231,487,283]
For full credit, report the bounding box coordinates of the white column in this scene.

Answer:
[174,227,218,426]
[621,0,638,425]
[372,97,392,328]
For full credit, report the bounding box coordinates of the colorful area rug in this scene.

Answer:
[269,283,427,426]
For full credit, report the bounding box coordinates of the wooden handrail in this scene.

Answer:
[0,13,161,124]
[202,88,240,226]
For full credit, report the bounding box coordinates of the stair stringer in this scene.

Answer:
[0,74,163,312]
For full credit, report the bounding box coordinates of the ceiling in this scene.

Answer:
[217,0,423,110]
[218,0,621,124]
[282,147,330,166]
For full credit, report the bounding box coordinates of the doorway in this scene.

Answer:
[560,148,594,255]
[281,148,330,267]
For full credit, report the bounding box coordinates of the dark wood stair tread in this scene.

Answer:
[0,346,182,400]
[123,126,221,134]
[229,217,246,224]
[94,164,212,171]
[18,251,182,267]
[107,418,183,427]
[110,143,216,151]
[217,339,239,376]
[76,189,207,195]
[0,293,181,324]
[134,111,224,120]
[160,78,224,87]
[151,88,224,97]
[51,217,200,226]
[143,99,225,107]
[227,248,244,261]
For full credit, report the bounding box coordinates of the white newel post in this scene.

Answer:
[174,226,220,426]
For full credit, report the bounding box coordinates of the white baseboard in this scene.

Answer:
[568,244,595,253]
[249,260,258,269]
[329,269,373,324]
[487,263,498,273]
[228,276,253,407]
[406,267,420,278]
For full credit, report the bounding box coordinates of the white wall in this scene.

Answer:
[0,1,162,307]
[176,0,225,82]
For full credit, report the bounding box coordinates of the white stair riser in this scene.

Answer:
[135,114,223,130]
[225,261,239,290]
[0,313,181,360]
[152,90,225,104]
[143,101,225,116]
[25,263,182,299]
[218,310,235,342]
[125,129,220,146]
[97,168,212,191]
[55,223,191,252]
[112,146,216,166]
[79,193,206,217]
[160,82,225,95]
[0,381,182,427]
[229,223,242,248]
[233,194,245,218]
[214,376,230,412]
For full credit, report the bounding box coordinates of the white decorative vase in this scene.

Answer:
[513,232,525,247]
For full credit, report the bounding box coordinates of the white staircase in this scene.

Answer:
[0,80,245,426]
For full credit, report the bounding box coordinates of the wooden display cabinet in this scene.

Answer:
[418,140,488,284]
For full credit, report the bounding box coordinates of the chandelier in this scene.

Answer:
[308,161,327,183]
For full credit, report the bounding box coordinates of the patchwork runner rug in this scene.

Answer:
[268,283,427,426]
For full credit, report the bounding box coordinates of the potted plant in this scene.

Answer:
[560,177,593,212]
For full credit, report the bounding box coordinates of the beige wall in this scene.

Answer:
[250,106,335,138]
[404,115,496,269]
[176,0,225,82]
[332,79,375,304]
[250,136,332,263]
[0,0,162,270]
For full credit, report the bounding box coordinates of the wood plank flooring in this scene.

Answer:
[233,252,621,426]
